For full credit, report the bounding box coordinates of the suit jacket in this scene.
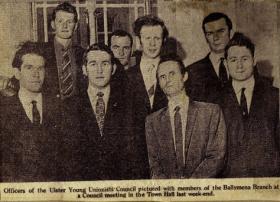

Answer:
[186,54,224,104]
[74,82,134,180]
[43,39,84,98]
[145,99,226,179]
[0,93,62,182]
[126,63,168,179]
[221,76,280,177]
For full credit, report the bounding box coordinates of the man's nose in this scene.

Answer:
[150,38,156,46]
[97,64,103,73]
[119,48,124,56]
[213,32,219,41]
[62,22,68,29]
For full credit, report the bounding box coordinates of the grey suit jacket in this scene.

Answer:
[145,100,226,179]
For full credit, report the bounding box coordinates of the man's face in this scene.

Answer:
[52,10,76,39]
[158,60,187,98]
[110,35,132,66]
[139,25,163,59]
[204,18,230,54]
[85,50,114,89]
[225,46,254,81]
[17,54,45,93]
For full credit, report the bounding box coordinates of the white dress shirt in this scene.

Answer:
[209,52,229,78]
[18,87,43,123]
[140,57,160,108]
[168,91,189,162]
[232,76,255,112]
[87,85,110,114]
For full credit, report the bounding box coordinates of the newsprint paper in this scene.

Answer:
[0,0,280,201]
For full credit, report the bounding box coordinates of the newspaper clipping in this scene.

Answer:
[0,0,279,201]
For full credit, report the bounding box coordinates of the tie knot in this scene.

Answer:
[174,106,181,112]
[220,57,225,62]
[241,88,246,93]
[97,92,104,97]
[31,100,37,106]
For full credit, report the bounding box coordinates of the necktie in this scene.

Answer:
[96,92,105,136]
[240,88,249,119]
[60,50,74,99]
[148,84,155,98]
[219,58,228,85]
[31,100,40,125]
[174,106,184,169]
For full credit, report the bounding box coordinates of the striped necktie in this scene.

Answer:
[60,50,74,99]
[96,92,105,136]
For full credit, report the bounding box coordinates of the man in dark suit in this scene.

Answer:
[187,12,233,104]
[221,33,279,177]
[145,55,226,179]
[0,41,61,182]
[44,2,84,100]
[126,15,169,179]
[75,43,133,180]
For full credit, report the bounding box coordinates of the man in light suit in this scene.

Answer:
[221,33,279,177]
[187,12,233,104]
[0,41,62,182]
[145,55,226,179]
[74,43,134,180]
[127,15,169,178]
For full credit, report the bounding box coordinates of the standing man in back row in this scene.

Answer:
[187,12,233,104]
[44,1,84,99]
[127,15,169,179]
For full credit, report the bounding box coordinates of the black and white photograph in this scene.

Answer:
[0,0,279,201]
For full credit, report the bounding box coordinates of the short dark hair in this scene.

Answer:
[109,30,133,47]
[52,2,78,23]
[202,12,232,33]
[12,41,45,69]
[133,15,169,40]
[225,32,255,59]
[157,54,186,79]
[83,43,116,66]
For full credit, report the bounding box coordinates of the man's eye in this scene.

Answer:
[160,75,166,79]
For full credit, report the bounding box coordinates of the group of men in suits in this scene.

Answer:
[0,1,279,182]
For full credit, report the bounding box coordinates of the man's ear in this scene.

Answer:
[136,36,142,50]
[229,29,234,39]
[111,64,117,75]
[14,68,21,80]
[74,22,78,32]
[183,71,188,82]
[82,65,88,76]
[51,20,56,31]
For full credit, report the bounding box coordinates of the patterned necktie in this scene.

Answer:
[219,58,228,85]
[174,106,184,169]
[60,50,74,99]
[148,84,155,98]
[240,88,249,119]
[31,100,40,126]
[96,92,105,136]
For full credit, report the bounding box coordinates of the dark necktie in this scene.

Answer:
[96,92,105,136]
[60,50,74,99]
[148,84,155,98]
[219,58,228,85]
[240,88,249,119]
[174,106,184,169]
[31,100,40,126]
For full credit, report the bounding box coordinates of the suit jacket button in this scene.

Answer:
[56,94,60,98]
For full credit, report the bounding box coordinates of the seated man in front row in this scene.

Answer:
[75,43,134,180]
[0,41,62,182]
[145,55,226,179]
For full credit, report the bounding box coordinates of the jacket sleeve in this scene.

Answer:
[191,105,227,178]
[145,115,167,179]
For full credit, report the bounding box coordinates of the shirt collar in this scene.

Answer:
[54,38,72,52]
[18,87,42,106]
[168,90,189,112]
[87,85,110,100]
[140,57,160,72]
[209,52,224,65]
[232,76,255,94]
